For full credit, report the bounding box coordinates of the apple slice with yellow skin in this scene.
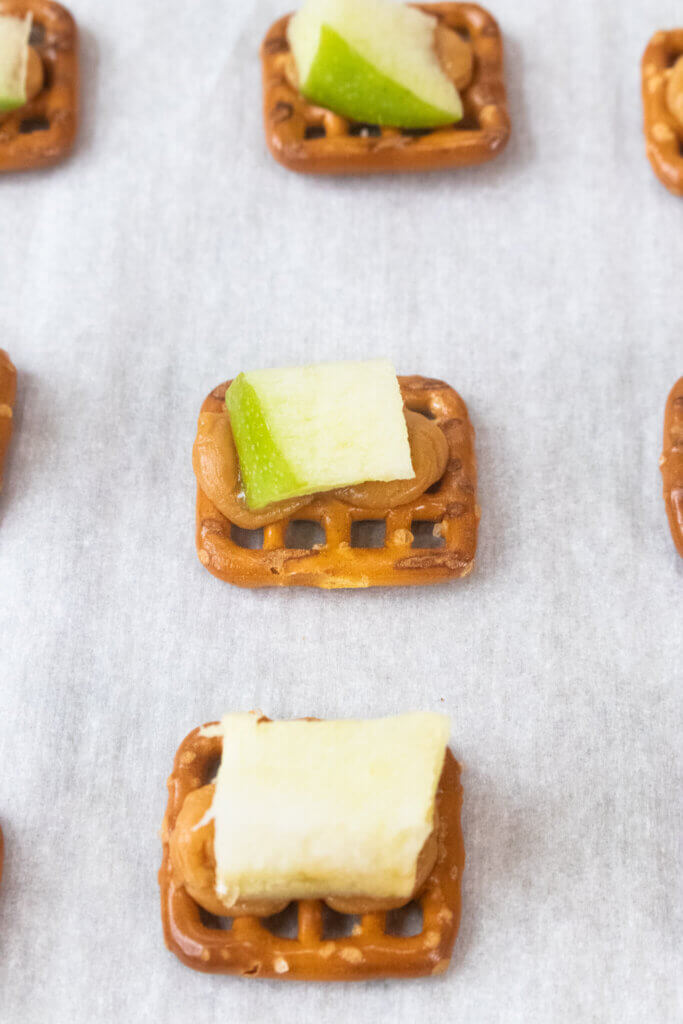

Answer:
[225,359,414,510]
[0,14,31,113]
[287,0,462,129]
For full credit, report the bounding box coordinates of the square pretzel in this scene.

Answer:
[261,2,510,175]
[642,30,683,196]
[0,0,78,173]
[159,722,464,980]
[195,375,479,589]
[661,377,683,557]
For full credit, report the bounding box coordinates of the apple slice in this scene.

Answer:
[206,712,450,904]
[287,0,462,128]
[225,359,414,510]
[0,15,31,114]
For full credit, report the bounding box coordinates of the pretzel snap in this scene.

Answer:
[0,349,16,492]
[0,0,78,173]
[642,30,683,196]
[160,722,464,980]
[195,375,479,589]
[261,3,510,175]
[661,377,683,556]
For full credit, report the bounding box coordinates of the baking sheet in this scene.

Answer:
[0,0,681,1020]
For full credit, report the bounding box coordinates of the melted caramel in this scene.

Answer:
[192,412,314,529]
[334,409,449,509]
[169,785,288,918]
[25,47,44,103]
[193,408,449,524]
[434,23,474,92]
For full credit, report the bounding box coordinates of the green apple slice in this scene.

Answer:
[0,14,31,114]
[287,0,462,128]
[225,359,414,510]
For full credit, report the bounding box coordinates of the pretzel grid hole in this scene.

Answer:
[348,123,381,138]
[350,520,386,548]
[263,904,300,938]
[323,907,362,939]
[231,524,264,549]
[198,907,233,931]
[386,900,424,936]
[285,520,326,548]
[197,899,423,943]
[19,115,48,133]
[411,521,445,548]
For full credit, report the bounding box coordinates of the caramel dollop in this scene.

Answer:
[324,820,438,914]
[334,410,449,509]
[434,24,474,92]
[192,412,314,529]
[193,408,449,521]
[25,47,44,103]
[169,785,288,918]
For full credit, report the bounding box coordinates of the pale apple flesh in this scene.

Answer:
[225,359,414,510]
[207,712,450,904]
[0,14,31,113]
[287,0,463,128]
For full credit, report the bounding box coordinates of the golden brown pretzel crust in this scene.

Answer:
[0,0,78,173]
[642,30,683,196]
[195,375,479,589]
[0,350,17,491]
[159,722,465,980]
[261,3,510,175]
[661,377,683,556]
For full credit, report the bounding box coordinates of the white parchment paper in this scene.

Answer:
[0,0,681,1020]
